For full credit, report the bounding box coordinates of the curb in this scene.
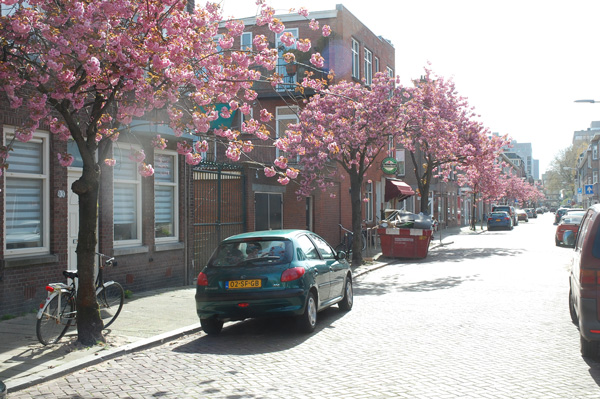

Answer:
[5,324,203,394]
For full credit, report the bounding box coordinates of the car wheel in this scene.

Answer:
[297,291,317,333]
[201,318,224,336]
[581,335,599,358]
[555,238,560,246]
[569,289,578,325]
[338,276,353,311]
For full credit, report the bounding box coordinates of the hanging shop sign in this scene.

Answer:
[381,157,398,175]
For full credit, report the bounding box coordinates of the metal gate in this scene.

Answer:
[191,162,246,280]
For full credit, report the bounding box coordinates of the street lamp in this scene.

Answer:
[574,99,600,103]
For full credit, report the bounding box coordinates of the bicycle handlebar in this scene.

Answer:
[339,224,353,234]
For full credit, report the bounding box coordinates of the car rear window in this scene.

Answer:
[489,212,508,218]
[493,206,510,213]
[209,239,293,267]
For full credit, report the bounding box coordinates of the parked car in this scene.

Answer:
[536,208,544,214]
[555,210,585,247]
[525,208,537,219]
[516,209,529,222]
[492,205,518,226]
[486,211,513,230]
[568,205,600,357]
[555,207,574,225]
[195,230,353,335]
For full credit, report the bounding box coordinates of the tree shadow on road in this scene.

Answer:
[427,247,525,262]
[355,273,480,297]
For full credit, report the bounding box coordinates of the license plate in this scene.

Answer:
[227,279,261,289]
[496,219,501,221]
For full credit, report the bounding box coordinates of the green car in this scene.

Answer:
[195,230,353,335]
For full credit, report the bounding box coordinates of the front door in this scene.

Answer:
[67,170,80,271]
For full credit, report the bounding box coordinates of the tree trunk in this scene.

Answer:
[72,164,105,346]
[349,171,364,266]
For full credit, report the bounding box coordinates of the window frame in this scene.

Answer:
[364,48,372,85]
[276,105,299,161]
[387,66,394,78]
[351,38,360,79]
[240,32,252,51]
[154,149,179,243]
[276,28,299,92]
[113,145,143,247]
[3,128,50,257]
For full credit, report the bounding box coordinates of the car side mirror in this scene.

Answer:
[337,250,347,260]
[564,230,576,247]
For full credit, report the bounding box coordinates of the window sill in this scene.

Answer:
[4,253,59,269]
[113,245,149,257]
[155,241,185,252]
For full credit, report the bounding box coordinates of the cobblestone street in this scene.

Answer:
[11,214,600,398]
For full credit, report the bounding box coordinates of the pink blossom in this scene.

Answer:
[138,163,154,177]
[104,159,116,167]
[298,7,309,17]
[274,156,288,169]
[264,166,276,177]
[309,19,319,30]
[152,135,168,150]
[269,20,285,34]
[278,176,290,185]
[279,32,295,47]
[129,149,146,163]
[185,152,202,165]
[286,168,299,179]
[57,152,74,167]
[310,53,325,68]
[194,140,209,153]
[322,25,332,37]
[259,109,272,122]
[296,39,311,52]
[177,142,192,155]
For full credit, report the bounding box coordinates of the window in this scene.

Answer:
[589,156,592,169]
[594,143,598,160]
[113,146,142,246]
[374,57,380,75]
[296,235,320,260]
[4,130,49,255]
[364,48,372,85]
[255,193,282,230]
[395,148,405,176]
[154,151,178,241]
[241,32,252,51]
[365,182,373,221]
[387,66,394,78]
[276,28,298,91]
[310,234,336,260]
[276,106,299,161]
[594,171,598,185]
[351,38,360,79]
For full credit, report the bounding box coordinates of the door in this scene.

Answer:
[310,234,345,300]
[67,171,80,271]
[296,234,330,303]
[255,193,282,231]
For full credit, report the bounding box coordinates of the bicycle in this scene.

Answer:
[36,253,125,346]
[335,223,366,255]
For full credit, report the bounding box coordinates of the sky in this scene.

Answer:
[222,0,600,175]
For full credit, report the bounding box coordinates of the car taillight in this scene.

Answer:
[580,269,600,286]
[197,272,208,286]
[281,267,305,282]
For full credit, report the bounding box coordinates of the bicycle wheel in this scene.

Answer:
[36,294,75,345]
[97,281,124,329]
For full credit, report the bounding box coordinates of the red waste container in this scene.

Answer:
[377,227,433,259]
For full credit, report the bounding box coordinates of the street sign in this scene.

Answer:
[578,187,583,194]
[585,184,594,195]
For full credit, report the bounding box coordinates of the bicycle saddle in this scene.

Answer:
[63,270,78,279]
